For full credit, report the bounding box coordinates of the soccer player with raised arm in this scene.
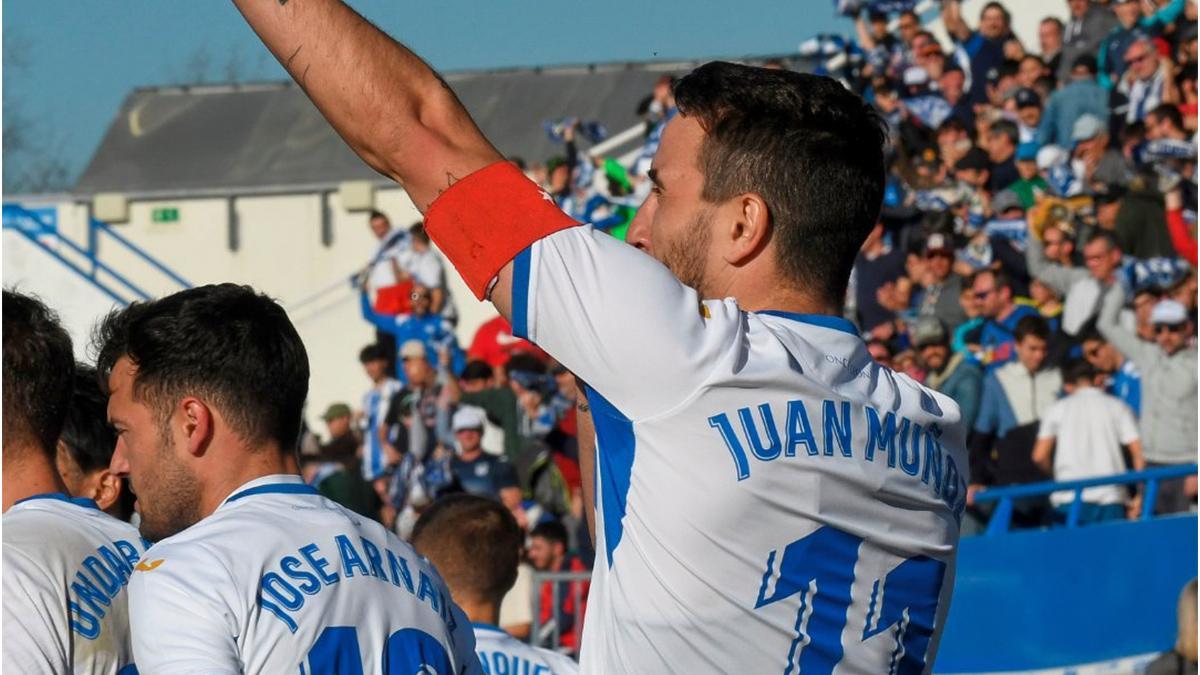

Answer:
[234,2,968,671]
[95,284,480,674]
[413,495,580,675]
[3,291,146,674]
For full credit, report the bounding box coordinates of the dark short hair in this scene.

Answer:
[672,62,886,305]
[2,291,75,455]
[1077,321,1104,345]
[460,360,494,382]
[60,364,117,473]
[94,284,310,452]
[504,353,546,377]
[1041,16,1065,32]
[530,519,569,548]
[1085,230,1122,252]
[1148,103,1185,132]
[974,267,1015,297]
[1014,314,1051,343]
[409,222,430,245]
[1063,358,1096,384]
[981,0,1012,24]
[989,119,1020,148]
[359,343,390,364]
[368,210,388,222]
[411,494,523,604]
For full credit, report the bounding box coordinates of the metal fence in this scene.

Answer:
[529,569,591,655]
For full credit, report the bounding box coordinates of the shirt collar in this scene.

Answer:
[218,474,312,509]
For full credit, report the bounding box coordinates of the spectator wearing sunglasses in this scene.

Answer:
[1098,285,1197,514]
[360,283,466,383]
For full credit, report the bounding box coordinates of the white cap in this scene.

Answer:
[1150,299,1189,326]
[452,405,486,432]
[1036,144,1069,171]
[903,66,929,86]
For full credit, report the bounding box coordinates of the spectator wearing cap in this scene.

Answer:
[914,233,970,331]
[955,146,992,196]
[1072,113,1134,188]
[1009,89,1043,144]
[968,315,1062,530]
[985,189,1030,251]
[1080,324,1142,416]
[1032,359,1145,525]
[985,119,1020,192]
[308,402,381,520]
[1098,287,1197,513]
[939,63,975,127]
[970,268,1042,369]
[1059,0,1119,85]
[914,316,984,428]
[984,60,1021,111]
[1038,55,1110,148]
[1009,143,1049,207]
[360,280,465,384]
[359,343,404,486]
[447,353,554,465]
[1119,38,1169,124]
[943,0,1013,104]
[447,406,522,506]
[1101,0,1187,92]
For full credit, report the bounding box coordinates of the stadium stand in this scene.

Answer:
[2,0,1196,671]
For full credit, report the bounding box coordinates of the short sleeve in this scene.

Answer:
[513,226,742,420]
[2,547,69,675]
[492,460,519,491]
[128,544,241,674]
[1036,402,1062,440]
[1113,399,1141,446]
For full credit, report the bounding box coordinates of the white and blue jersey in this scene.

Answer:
[472,623,578,675]
[126,474,480,674]
[2,493,148,674]
[509,226,968,673]
[362,378,403,481]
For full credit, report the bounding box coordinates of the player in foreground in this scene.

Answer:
[95,283,480,674]
[412,495,580,675]
[2,290,146,674]
[235,2,968,670]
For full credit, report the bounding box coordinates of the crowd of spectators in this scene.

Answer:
[301,0,1198,653]
[842,0,1198,530]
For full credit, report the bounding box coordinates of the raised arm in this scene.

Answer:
[231,0,502,210]
[942,0,973,43]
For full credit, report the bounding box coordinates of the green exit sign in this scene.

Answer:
[151,207,179,223]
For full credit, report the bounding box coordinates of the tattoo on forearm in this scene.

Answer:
[433,172,460,202]
[577,400,590,413]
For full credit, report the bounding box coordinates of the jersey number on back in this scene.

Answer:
[754,525,946,675]
[304,626,452,674]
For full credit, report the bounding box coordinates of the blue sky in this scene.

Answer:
[3,1,849,190]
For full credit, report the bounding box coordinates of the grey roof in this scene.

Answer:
[73,62,702,196]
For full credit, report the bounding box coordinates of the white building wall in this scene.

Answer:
[7,187,496,433]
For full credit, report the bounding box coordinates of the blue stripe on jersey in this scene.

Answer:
[585,385,636,568]
[758,311,860,337]
[363,385,395,481]
[14,492,101,510]
[226,483,320,503]
[511,245,533,339]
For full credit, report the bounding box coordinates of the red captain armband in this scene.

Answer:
[424,161,580,300]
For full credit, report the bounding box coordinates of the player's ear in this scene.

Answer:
[722,192,771,266]
[92,470,123,512]
[178,396,215,457]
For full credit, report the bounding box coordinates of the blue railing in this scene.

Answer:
[3,202,191,305]
[974,464,1198,535]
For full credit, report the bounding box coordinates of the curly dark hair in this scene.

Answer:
[2,290,75,455]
